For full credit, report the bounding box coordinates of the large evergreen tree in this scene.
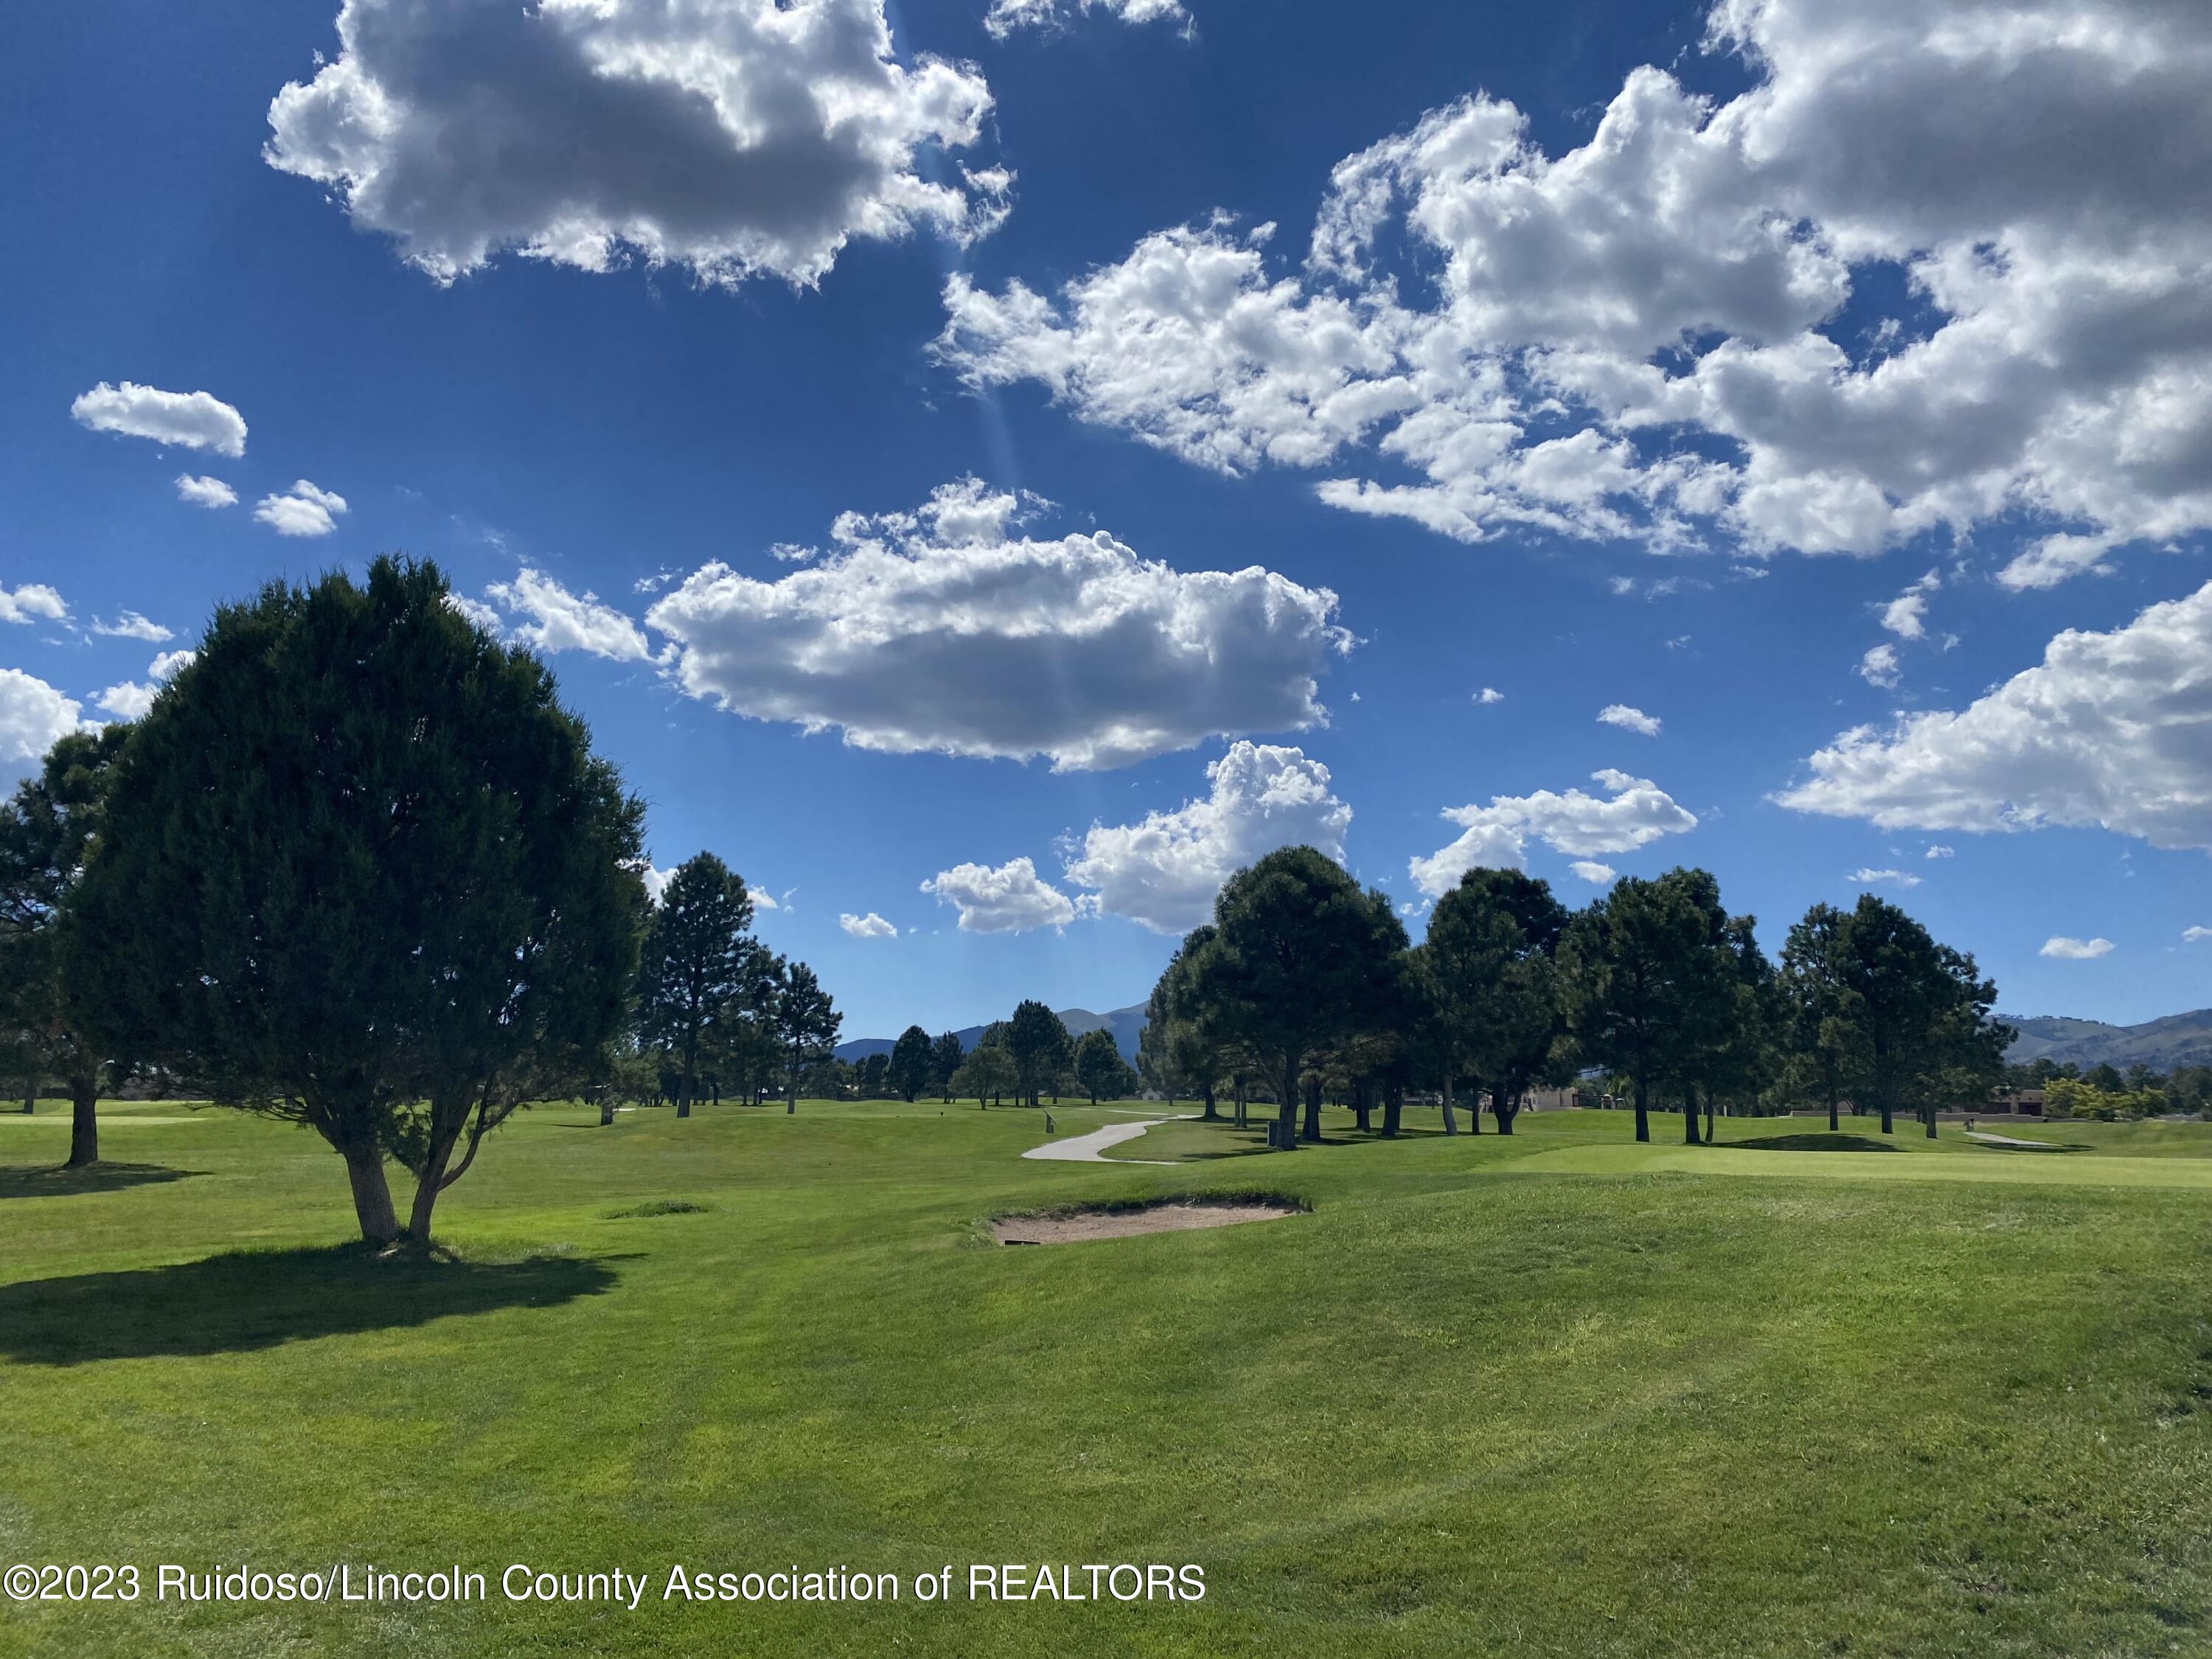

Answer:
[1006,1000,1072,1109]
[1183,846,1405,1149]
[0,726,131,1168]
[1073,1027,1135,1104]
[66,557,647,1245]
[928,1030,964,1102]
[768,957,841,1113]
[1828,895,2011,1136]
[1425,868,1571,1135]
[888,1024,934,1102]
[1781,903,1854,1132]
[1559,869,1739,1144]
[634,852,759,1119]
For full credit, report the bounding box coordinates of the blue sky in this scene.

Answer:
[4,0,2208,1039]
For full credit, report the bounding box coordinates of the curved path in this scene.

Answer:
[1022,1116,1192,1164]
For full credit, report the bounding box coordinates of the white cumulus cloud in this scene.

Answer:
[646,479,1350,771]
[0,585,68,627]
[1474,686,1503,705]
[175,474,237,509]
[254,480,347,538]
[920,856,1076,934]
[1568,860,1617,884]
[0,670,89,762]
[483,568,658,661]
[984,0,1189,40]
[2183,925,2211,943]
[939,0,2212,570]
[71,382,246,458]
[1879,571,1941,641]
[91,611,173,643]
[266,0,1006,291]
[839,911,897,939]
[1597,703,1660,737]
[1062,741,1352,933]
[1411,769,1697,897]
[1778,580,2212,852]
[1849,867,1922,888]
[2040,936,2114,960]
[1857,644,1901,689]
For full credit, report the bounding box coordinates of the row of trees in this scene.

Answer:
[2003,1055,2212,1117]
[942,1006,1137,1107]
[1136,846,2011,1148]
[630,852,839,1118]
[0,558,848,1248]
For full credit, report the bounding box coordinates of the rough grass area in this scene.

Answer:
[4,1099,2212,1656]
[602,1198,712,1219]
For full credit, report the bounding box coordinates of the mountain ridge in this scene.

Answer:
[2001,1009,2212,1072]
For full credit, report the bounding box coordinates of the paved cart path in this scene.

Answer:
[1022,1116,1193,1164]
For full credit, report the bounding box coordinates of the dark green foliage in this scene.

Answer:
[1423,868,1571,1135]
[634,852,760,1119]
[928,1030,964,1102]
[1825,895,2011,1138]
[1006,1000,1072,1107]
[888,1025,933,1102]
[1782,902,1854,1131]
[0,726,131,1167]
[1183,846,1406,1146]
[950,1042,1015,1107]
[1559,869,1742,1144]
[768,958,840,1112]
[65,556,647,1244]
[1072,1026,1137,1104]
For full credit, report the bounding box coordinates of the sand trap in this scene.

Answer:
[994,1199,1302,1245]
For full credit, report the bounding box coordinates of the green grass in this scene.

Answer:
[4,1099,2212,1655]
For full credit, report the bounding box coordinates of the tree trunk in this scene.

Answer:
[1925,1102,1938,1139]
[1234,1078,1247,1130]
[1826,1071,1839,1133]
[675,1077,691,1119]
[1705,1090,1715,1144]
[339,1138,400,1246]
[1439,1074,1458,1135]
[66,1071,98,1169]
[1494,1088,1517,1135]
[1201,1083,1217,1121]
[407,1136,455,1244]
[21,1081,33,1115]
[1382,1082,1402,1138]
[1301,1075,1322,1142]
[1879,1099,1893,1135]
[1683,1083,1702,1145]
[1352,1082,1371,1133]
[599,1096,616,1126]
[1634,1077,1650,1143]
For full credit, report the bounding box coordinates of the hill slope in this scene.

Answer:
[2004,1009,2212,1072]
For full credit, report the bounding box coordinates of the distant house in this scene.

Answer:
[1991,1088,2045,1117]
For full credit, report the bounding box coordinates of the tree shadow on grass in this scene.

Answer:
[0,1245,623,1367]
[1730,1133,1899,1153]
[0,1163,204,1200]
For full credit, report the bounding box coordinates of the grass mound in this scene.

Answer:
[601,1197,711,1219]
[1732,1132,1898,1152]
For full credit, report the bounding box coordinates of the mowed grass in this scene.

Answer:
[4,1100,2212,1657]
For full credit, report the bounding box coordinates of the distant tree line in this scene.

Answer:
[2009,1058,2212,1120]
[1135,846,2014,1148]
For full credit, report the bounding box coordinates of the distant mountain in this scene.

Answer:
[2003,1009,2212,1073]
[835,1003,1146,1065]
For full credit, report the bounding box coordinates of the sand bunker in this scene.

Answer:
[994,1199,1303,1245]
